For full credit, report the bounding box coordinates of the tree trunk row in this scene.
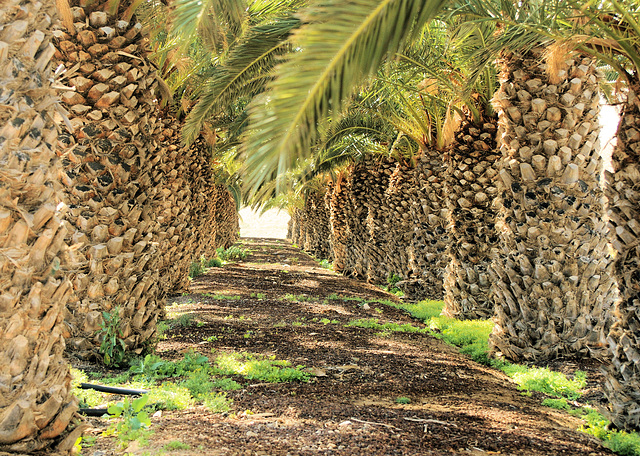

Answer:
[0,0,84,452]
[288,153,450,300]
[50,3,239,359]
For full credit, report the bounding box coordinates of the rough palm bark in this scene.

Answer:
[442,117,500,320]
[398,149,448,300]
[0,0,84,451]
[287,208,306,247]
[53,3,177,358]
[303,188,333,260]
[212,184,240,251]
[603,79,640,431]
[489,49,615,362]
[328,172,354,273]
[343,160,373,278]
[361,157,395,283]
[378,161,418,284]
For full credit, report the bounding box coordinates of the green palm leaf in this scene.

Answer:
[183,17,301,145]
[243,0,449,195]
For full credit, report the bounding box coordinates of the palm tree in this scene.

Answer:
[569,0,640,431]
[0,0,85,452]
[53,0,183,360]
[51,0,249,360]
[442,0,615,361]
[401,19,502,319]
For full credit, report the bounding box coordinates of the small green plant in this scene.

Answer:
[502,366,586,400]
[181,371,215,399]
[202,392,232,413]
[542,398,571,410]
[204,335,219,342]
[580,409,640,456]
[106,395,152,448]
[163,440,190,451]
[282,293,316,302]
[244,330,254,339]
[189,260,204,278]
[156,321,170,340]
[97,306,127,366]
[146,383,194,411]
[216,246,248,261]
[212,377,242,391]
[347,318,427,334]
[384,273,403,295]
[129,351,209,379]
[206,258,223,268]
[213,352,310,383]
[374,307,383,314]
[250,292,266,299]
[395,397,411,404]
[318,259,333,269]
[209,294,242,300]
[71,368,104,408]
[173,313,197,328]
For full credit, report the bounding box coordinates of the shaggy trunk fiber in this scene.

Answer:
[361,157,395,283]
[0,0,84,451]
[328,172,354,273]
[604,80,640,431]
[379,162,419,284]
[302,188,333,260]
[490,49,614,362]
[212,184,240,251]
[442,117,500,320]
[53,4,174,358]
[344,161,374,278]
[398,150,448,300]
[288,208,306,247]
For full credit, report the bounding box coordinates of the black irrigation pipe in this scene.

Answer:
[77,383,149,416]
[79,382,148,396]
[79,408,109,417]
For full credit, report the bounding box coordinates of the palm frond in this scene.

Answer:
[243,0,449,195]
[171,0,246,53]
[183,16,301,145]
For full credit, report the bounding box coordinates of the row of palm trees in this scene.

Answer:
[2,0,640,452]
[209,0,640,431]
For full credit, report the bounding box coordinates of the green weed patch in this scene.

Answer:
[346,318,428,334]
[213,352,310,382]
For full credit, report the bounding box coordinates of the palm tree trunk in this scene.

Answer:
[345,160,374,278]
[379,161,418,284]
[603,79,640,430]
[0,0,84,452]
[328,171,353,272]
[53,2,176,359]
[298,188,333,260]
[489,49,615,362]
[442,117,500,320]
[397,149,447,300]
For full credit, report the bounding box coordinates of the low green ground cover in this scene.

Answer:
[73,348,308,453]
[389,299,640,456]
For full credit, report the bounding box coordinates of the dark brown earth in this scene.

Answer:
[82,238,614,456]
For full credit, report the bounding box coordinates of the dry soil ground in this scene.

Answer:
[79,238,615,456]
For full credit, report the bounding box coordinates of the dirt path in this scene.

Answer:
[87,238,613,455]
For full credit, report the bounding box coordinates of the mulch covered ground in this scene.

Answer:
[83,238,613,456]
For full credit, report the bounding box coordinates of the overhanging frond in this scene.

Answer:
[243,0,449,196]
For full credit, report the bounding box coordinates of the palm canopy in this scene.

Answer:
[240,0,449,196]
[569,0,640,83]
